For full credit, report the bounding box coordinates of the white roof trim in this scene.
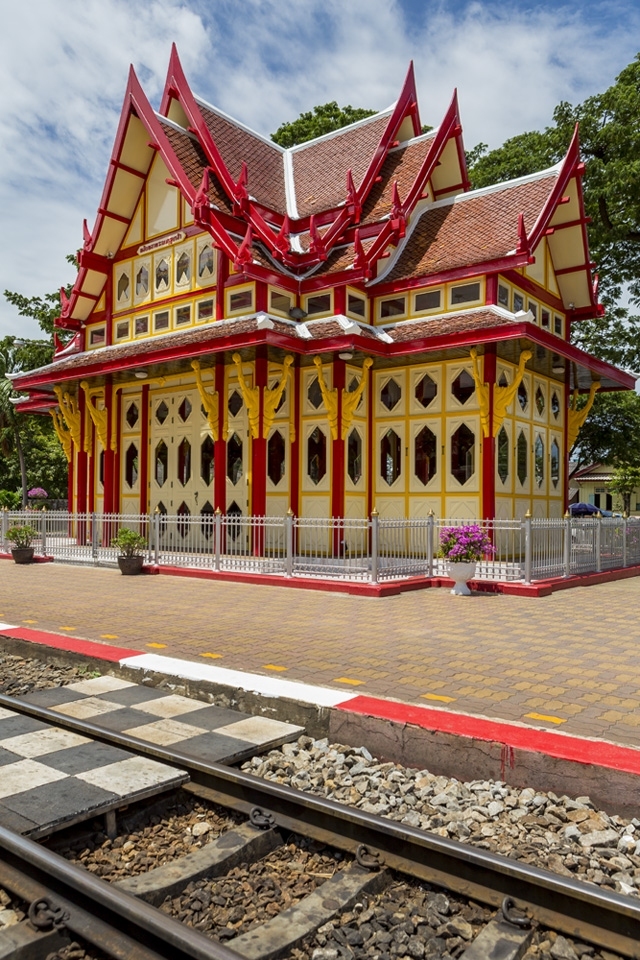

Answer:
[378,302,518,333]
[284,150,299,220]
[156,113,198,142]
[287,105,394,154]
[194,96,286,153]
[388,126,438,154]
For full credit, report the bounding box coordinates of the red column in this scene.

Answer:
[67,450,74,512]
[481,346,496,521]
[251,348,268,517]
[76,390,88,515]
[113,389,122,513]
[366,363,374,517]
[140,383,150,514]
[103,380,115,514]
[290,360,300,515]
[486,275,498,305]
[334,285,346,316]
[255,281,268,313]
[88,422,96,513]
[214,358,226,512]
[105,267,113,346]
[563,369,571,513]
[216,254,228,321]
[331,358,346,520]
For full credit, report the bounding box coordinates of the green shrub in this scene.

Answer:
[111,528,147,557]
[6,525,38,548]
[0,490,21,509]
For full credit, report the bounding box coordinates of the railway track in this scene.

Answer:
[0,690,639,960]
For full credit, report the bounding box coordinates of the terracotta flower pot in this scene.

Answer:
[11,547,34,565]
[117,555,144,576]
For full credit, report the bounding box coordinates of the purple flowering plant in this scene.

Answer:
[27,487,48,499]
[438,524,495,563]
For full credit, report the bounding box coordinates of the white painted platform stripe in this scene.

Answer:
[0,623,18,631]
[119,654,358,708]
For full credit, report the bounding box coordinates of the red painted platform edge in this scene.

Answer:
[0,627,144,663]
[338,695,640,777]
[143,565,429,597]
[0,553,54,564]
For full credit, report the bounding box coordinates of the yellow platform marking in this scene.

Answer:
[146,642,167,649]
[525,712,566,725]
[59,626,76,632]
[264,664,287,672]
[334,677,364,686]
[22,620,38,624]
[422,693,456,703]
[101,634,119,640]
[200,652,222,659]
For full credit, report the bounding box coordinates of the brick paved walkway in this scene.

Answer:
[1,563,639,747]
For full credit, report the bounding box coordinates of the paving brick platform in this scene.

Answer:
[0,562,639,748]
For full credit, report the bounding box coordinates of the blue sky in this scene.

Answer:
[1,0,638,339]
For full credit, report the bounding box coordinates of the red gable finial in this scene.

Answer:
[516,213,529,255]
[234,225,254,272]
[390,181,406,238]
[192,168,211,224]
[59,287,71,318]
[353,228,371,279]
[233,162,249,216]
[82,219,92,251]
[345,169,361,223]
[275,215,291,255]
[309,216,327,261]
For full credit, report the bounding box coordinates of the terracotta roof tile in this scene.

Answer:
[292,114,391,218]
[197,104,287,214]
[161,123,232,213]
[361,137,434,224]
[385,309,516,343]
[385,174,558,282]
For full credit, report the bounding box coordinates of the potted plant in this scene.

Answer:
[111,528,147,576]
[438,524,495,596]
[6,524,39,564]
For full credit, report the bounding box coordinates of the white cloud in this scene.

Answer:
[1,0,638,338]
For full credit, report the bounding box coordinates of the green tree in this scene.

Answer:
[572,391,640,467]
[271,102,377,147]
[608,463,640,514]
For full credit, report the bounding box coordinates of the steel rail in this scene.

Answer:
[0,823,244,960]
[2,692,640,957]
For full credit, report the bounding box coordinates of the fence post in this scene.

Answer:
[214,507,222,572]
[595,512,602,573]
[285,509,294,578]
[40,507,47,558]
[623,513,628,568]
[370,509,379,584]
[562,511,572,578]
[523,510,532,584]
[153,509,160,566]
[1,507,8,551]
[427,510,435,578]
[91,513,98,561]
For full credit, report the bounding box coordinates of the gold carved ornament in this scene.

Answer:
[567,380,600,450]
[491,350,532,437]
[262,355,294,439]
[312,356,339,441]
[52,386,82,450]
[341,357,373,440]
[191,360,219,442]
[49,407,72,462]
[80,382,109,451]
[469,349,491,438]
[231,353,260,439]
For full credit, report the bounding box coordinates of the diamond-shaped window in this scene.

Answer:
[126,403,139,428]
[155,258,169,291]
[414,426,436,486]
[535,434,544,487]
[551,439,560,488]
[177,501,190,538]
[125,443,138,489]
[178,397,192,422]
[347,429,362,485]
[451,370,475,405]
[551,391,560,419]
[156,401,169,425]
[117,272,129,300]
[267,430,286,486]
[307,377,323,409]
[227,433,243,485]
[381,428,402,485]
[177,438,191,486]
[155,441,168,486]
[380,378,401,411]
[415,373,437,409]
[518,381,528,412]
[228,390,243,417]
[176,252,191,284]
[517,431,528,485]
[451,424,475,485]
[347,376,363,411]
[135,265,148,297]
[200,501,214,539]
[498,371,509,388]
[199,245,214,278]
[201,436,214,485]
[307,427,327,485]
[535,386,545,416]
[497,427,509,484]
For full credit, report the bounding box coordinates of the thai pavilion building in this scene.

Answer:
[13,48,634,525]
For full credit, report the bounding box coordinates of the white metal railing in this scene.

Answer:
[2,509,639,586]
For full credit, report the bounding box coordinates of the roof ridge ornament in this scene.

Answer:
[234,225,254,272]
[275,214,291,254]
[192,167,212,225]
[516,212,529,256]
[390,181,406,238]
[82,219,92,251]
[353,228,372,279]
[345,169,361,223]
[309,215,328,261]
[233,161,249,216]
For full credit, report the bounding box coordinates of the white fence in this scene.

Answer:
[2,510,640,586]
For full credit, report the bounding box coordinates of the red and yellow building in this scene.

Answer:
[13,48,634,523]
